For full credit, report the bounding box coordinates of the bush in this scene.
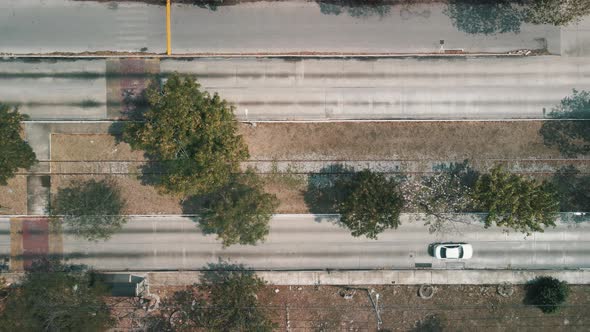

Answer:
[525,276,570,313]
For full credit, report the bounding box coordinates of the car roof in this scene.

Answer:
[445,247,461,258]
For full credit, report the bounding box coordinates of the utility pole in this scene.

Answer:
[166,0,171,55]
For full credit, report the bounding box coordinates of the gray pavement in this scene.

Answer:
[145,270,590,285]
[2,56,590,120]
[0,0,566,55]
[1,214,586,271]
[561,16,590,56]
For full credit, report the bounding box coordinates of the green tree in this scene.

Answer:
[525,0,590,26]
[199,171,279,247]
[474,166,559,234]
[551,166,590,212]
[0,104,36,185]
[0,259,114,332]
[525,276,570,313]
[539,89,590,157]
[51,179,127,241]
[123,73,249,196]
[146,262,275,331]
[335,170,404,239]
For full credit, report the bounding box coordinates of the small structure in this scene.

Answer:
[100,273,148,297]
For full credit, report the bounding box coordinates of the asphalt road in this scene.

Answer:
[0,0,563,54]
[2,214,585,271]
[2,56,590,120]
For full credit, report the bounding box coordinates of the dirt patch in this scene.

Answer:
[0,176,28,215]
[50,175,182,215]
[52,122,563,163]
[262,173,308,213]
[240,121,562,161]
[51,134,145,161]
[50,135,207,214]
[123,284,590,331]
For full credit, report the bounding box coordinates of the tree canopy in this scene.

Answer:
[540,89,590,157]
[525,0,590,26]
[0,259,114,332]
[525,276,570,313]
[474,166,559,234]
[0,104,36,185]
[335,170,404,239]
[123,73,249,196]
[146,263,275,331]
[199,171,279,247]
[51,179,127,241]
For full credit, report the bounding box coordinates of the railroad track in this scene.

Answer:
[19,158,590,175]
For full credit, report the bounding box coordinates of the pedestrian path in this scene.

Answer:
[146,269,590,286]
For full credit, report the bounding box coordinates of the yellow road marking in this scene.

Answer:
[166,0,172,55]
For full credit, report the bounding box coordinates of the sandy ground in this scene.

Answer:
[0,176,28,215]
[110,284,590,331]
[50,134,145,161]
[51,121,563,162]
[240,121,562,161]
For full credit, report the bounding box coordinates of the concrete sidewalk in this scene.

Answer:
[143,269,590,286]
[4,269,588,286]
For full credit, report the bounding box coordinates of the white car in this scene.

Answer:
[433,243,473,260]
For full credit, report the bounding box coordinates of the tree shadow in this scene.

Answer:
[540,120,590,157]
[550,165,590,213]
[303,164,355,221]
[539,90,590,157]
[181,190,217,235]
[432,159,481,190]
[444,0,527,35]
[200,260,255,284]
[192,0,225,11]
[316,0,391,18]
[411,313,444,332]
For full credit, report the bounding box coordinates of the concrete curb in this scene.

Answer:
[3,270,588,286]
[1,53,530,59]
